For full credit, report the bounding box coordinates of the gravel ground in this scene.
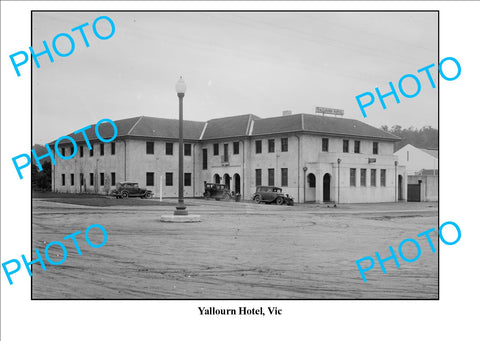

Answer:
[32,199,438,299]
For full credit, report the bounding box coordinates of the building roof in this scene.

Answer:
[416,168,438,176]
[420,148,439,159]
[51,113,400,145]
[252,114,400,141]
[202,114,259,140]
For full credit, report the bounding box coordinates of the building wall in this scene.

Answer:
[395,144,438,175]
[408,174,438,201]
[52,134,405,203]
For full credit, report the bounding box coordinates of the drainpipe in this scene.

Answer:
[295,135,300,202]
[193,142,196,198]
[394,161,398,202]
[303,166,308,203]
[124,140,127,181]
[337,158,341,204]
[242,140,245,199]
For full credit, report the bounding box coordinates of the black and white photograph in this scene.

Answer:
[30,11,439,299]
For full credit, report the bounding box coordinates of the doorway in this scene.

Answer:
[323,173,331,202]
[306,173,316,202]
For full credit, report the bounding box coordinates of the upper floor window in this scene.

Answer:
[373,142,378,155]
[255,140,262,154]
[354,140,361,153]
[61,147,66,157]
[233,142,240,154]
[90,146,94,157]
[111,142,116,155]
[322,138,329,152]
[100,144,104,156]
[146,141,154,154]
[343,140,349,153]
[184,143,191,156]
[202,148,208,170]
[70,146,74,156]
[80,145,84,157]
[213,143,219,155]
[268,139,275,153]
[166,142,173,155]
[281,137,288,152]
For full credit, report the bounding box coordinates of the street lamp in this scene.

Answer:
[174,77,188,216]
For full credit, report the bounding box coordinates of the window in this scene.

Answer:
[90,146,94,157]
[354,140,360,153]
[184,173,192,187]
[146,141,154,154]
[213,143,219,155]
[61,174,65,186]
[184,143,191,156]
[350,168,356,186]
[70,174,75,186]
[373,142,378,155]
[111,172,116,186]
[233,142,239,154]
[360,169,366,186]
[380,169,386,187]
[281,138,288,152]
[268,139,275,153]
[202,148,208,170]
[255,169,262,186]
[281,168,288,186]
[223,144,229,162]
[166,172,173,186]
[146,172,154,186]
[407,151,410,161]
[166,142,173,155]
[100,144,104,156]
[70,146,74,156]
[370,169,376,187]
[322,138,329,152]
[268,168,274,186]
[343,140,349,153]
[80,173,84,186]
[61,147,66,157]
[111,142,116,155]
[89,173,94,186]
[80,146,84,157]
[100,173,104,186]
[255,140,262,154]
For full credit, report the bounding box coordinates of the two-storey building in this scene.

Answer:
[50,113,405,203]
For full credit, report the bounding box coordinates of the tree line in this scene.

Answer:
[381,125,438,152]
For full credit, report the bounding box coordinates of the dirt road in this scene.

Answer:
[32,199,438,299]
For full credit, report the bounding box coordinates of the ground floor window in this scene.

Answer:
[100,173,104,186]
[268,168,274,186]
[90,173,94,186]
[61,174,65,186]
[185,173,192,186]
[370,169,376,187]
[111,172,116,186]
[255,169,262,186]
[70,174,74,186]
[350,168,356,186]
[166,172,173,186]
[360,169,366,186]
[380,169,386,186]
[281,168,288,186]
[146,172,154,186]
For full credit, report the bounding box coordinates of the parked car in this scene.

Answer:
[203,183,232,200]
[111,182,153,199]
[252,186,294,205]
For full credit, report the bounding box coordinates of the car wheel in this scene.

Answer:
[275,197,284,205]
[145,192,152,199]
[205,192,211,199]
[121,191,128,199]
[254,196,261,204]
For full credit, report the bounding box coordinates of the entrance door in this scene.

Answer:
[408,184,420,202]
[224,174,231,190]
[398,175,403,200]
[323,173,331,202]
[234,174,241,194]
[306,173,316,202]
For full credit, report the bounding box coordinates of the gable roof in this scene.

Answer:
[202,114,259,140]
[251,114,400,141]
[50,113,400,146]
[420,148,438,159]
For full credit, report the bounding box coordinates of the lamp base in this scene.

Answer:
[174,206,188,216]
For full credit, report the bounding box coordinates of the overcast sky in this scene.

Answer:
[33,11,438,144]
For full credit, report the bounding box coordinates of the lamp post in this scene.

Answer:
[337,158,341,204]
[174,77,188,216]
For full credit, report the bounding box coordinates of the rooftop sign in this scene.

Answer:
[315,107,344,116]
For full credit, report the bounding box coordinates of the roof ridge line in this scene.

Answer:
[126,116,144,135]
[199,122,208,140]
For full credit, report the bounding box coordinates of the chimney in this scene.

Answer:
[282,110,292,116]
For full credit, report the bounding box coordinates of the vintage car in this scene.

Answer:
[252,186,294,205]
[111,182,153,199]
[203,183,232,200]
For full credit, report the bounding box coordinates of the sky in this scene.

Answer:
[32,11,438,144]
